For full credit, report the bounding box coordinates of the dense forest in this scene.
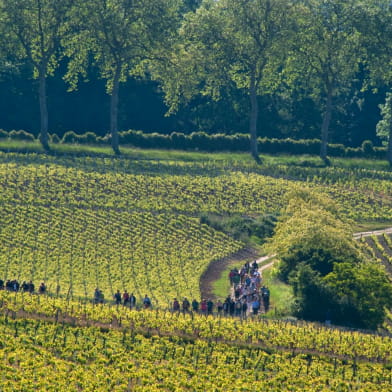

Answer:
[0,0,391,160]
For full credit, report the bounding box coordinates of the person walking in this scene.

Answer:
[182,298,190,313]
[252,297,260,316]
[123,290,130,306]
[129,293,136,309]
[143,294,151,309]
[192,299,199,313]
[207,299,214,315]
[114,290,121,305]
[223,297,230,316]
[241,298,248,318]
[172,298,180,312]
[200,299,207,315]
[262,287,270,312]
[216,300,223,316]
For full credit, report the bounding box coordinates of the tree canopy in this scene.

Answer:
[0,0,391,161]
[268,189,392,329]
[0,0,75,151]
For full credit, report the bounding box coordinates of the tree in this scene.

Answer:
[66,0,181,155]
[155,0,295,162]
[360,0,392,165]
[377,92,392,165]
[0,0,75,151]
[267,188,360,280]
[288,0,365,163]
[268,188,392,329]
[324,262,392,329]
[289,263,336,322]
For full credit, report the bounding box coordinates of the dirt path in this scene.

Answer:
[353,227,392,240]
[199,247,260,301]
[255,255,276,270]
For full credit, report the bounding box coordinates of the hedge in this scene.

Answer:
[8,129,36,142]
[0,129,388,159]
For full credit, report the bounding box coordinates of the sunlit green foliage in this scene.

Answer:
[268,189,392,329]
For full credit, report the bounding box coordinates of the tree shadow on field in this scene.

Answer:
[0,147,227,177]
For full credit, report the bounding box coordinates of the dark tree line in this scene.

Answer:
[0,0,391,163]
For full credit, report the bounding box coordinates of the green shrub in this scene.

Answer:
[230,134,249,151]
[53,129,387,159]
[170,132,189,150]
[0,129,8,139]
[374,146,387,159]
[361,140,374,157]
[119,130,145,146]
[345,146,362,157]
[60,131,97,144]
[80,132,97,144]
[189,132,211,151]
[200,213,277,245]
[8,130,35,142]
[50,134,61,144]
[61,131,80,144]
[96,134,110,145]
[144,132,171,149]
[328,143,346,157]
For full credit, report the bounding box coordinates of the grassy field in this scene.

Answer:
[0,144,392,390]
[1,146,392,304]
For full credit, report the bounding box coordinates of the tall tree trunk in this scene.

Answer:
[388,125,392,166]
[249,70,260,163]
[110,65,121,155]
[320,82,333,164]
[38,69,50,152]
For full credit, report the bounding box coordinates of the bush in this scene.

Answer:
[258,138,321,155]
[144,132,171,149]
[61,131,97,144]
[61,131,80,144]
[189,132,211,151]
[200,213,277,245]
[374,146,387,159]
[119,130,145,146]
[0,129,8,139]
[328,143,346,157]
[81,132,98,144]
[170,132,189,150]
[48,129,387,159]
[96,134,110,145]
[8,130,35,142]
[230,134,249,151]
[345,146,362,157]
[50,134,61,144]
[361,140,374,157]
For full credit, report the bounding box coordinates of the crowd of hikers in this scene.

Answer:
[170,260,270,317]
[1,260,270,319]
[95,259,270,318]
[228,260,270,316]
[0,279,47,294]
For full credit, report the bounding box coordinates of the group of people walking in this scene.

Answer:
[228,260,270,316]
[111,289,148,308]
[169,260,271,317]
[0,278,47,294]
[95,288,153,310]
[93,259,271,318]
[1,258,271,318]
